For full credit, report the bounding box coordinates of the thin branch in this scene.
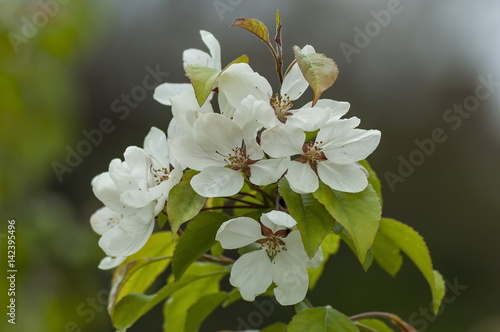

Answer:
[201,254,235,265]
[224,196,264,207]
[354,323,379,332]
[201,205,263,212]
[350,312,417,332]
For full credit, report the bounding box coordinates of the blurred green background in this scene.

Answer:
[1,0,499,331]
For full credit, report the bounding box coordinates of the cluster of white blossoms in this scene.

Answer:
[90,30,381,304]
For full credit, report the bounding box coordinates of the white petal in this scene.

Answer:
[144,127,169,167]
[90,207,122,235]
[281,230,310,264]
[217,63,272,108]
[260,211,296,234]
[229,250,273,302]
[171,90,214,133]
[272,249,309,305]
[285,161,319,194]
[193,113,243,157]
[316,117,361,146]
[98,217,154,257]
[301,44,316,54]
[124,146,152,190]
[109,159,137,192]
[317,161,368,193]
[301,99,351,122]
[170,136,224,170]
[218,89,236,118]
[249,158,289,186]
[216,217,264,249]
[287,107,331,131]
[183,49,213,68]
[120,189,157,208]
[167,118,189,142]
[92,172,134,215]
[153,83,193,106]
[98,256,127,270]
[260,125,305,158]
[200,30,221,70]
[324,129,381,164]
[281,62,308,101]
[190,167,244,197]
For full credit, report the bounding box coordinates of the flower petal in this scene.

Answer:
[324,129,381,164]
[229,250,273,302]
[92,172,135,215]
[183,48,213,68]
[217,63,272,108]
[200,30,221,70]
[281,62,309,101]
[109,159,137,192]
[193,113,243,157]
[90,207,122,236]
[249,157,289,186]
[190,166,244,197]
[153,83,193,106]
[171,90,214,133]
[216,217,264,249]
[98,256,127,270]
[287,106,331,131]
[286,161,319,194]
[124,146,152,190]
[260,125,305,158]
[170,136,224,170]
[261,211,296,233]
[272,248,309,305]
[302,99,350,121]
[317,161,368,193]
[144,127,169,167]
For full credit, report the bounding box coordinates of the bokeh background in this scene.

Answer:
[1,0,500,331]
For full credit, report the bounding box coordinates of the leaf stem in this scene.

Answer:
[354,323,379,332]
[350,312,417,332]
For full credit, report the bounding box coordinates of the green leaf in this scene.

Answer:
[293,46,339,106]
[308,232,341,289]
[172,212,230,279]
[112,264,228,331]
[340,231,374,271]
[167,170,207,235]
[231,17,270,44]
[157,210,168,229]
[378,218,445,314]
[372,232,403,277]
[108,232,175,313]
[288,306,359,332]
[111,264,229,330]
[356,319,394,332]
[184,292,228,332]
[211,241,224,257]
[279,178,336,258]
[358,160,383,205]
[313,182,381,264]
[262,322,287,332]
[164,263,227,332]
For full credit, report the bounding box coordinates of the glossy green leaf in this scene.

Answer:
[378,218,445,314]
[167,171,207,236]
[288,306,359,332]
[108,232,175,313]
[372,232,403,277]
[164,263,227,332]
[313,182,381,263]
[308,232,341,289]
[231,17,270,44]
[358,160,383,205]
[112,264,228,331]
[279,178,336,258]
[184,292,228,332]
[340,231,374,271]
[356,319,393,332]
[172,212,230,279]
[293,46,339,106]
[262,322,287,332]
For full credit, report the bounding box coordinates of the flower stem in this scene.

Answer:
[350,312,417,332]
[201,253,234,265]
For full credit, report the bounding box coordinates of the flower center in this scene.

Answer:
[263,234,287,262]
[302,141,327,163]
[270,93,293,123]
[151,166,170,185]
[218,146,252,171]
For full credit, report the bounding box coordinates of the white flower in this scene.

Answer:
[119,127,183,215]
[90,127,181,265]
[217,46,341,131]
[154,30,221,106]
[261,117,381,194]
[215,211,321,305]
[91,173,156,260]
[171,113,288,197]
